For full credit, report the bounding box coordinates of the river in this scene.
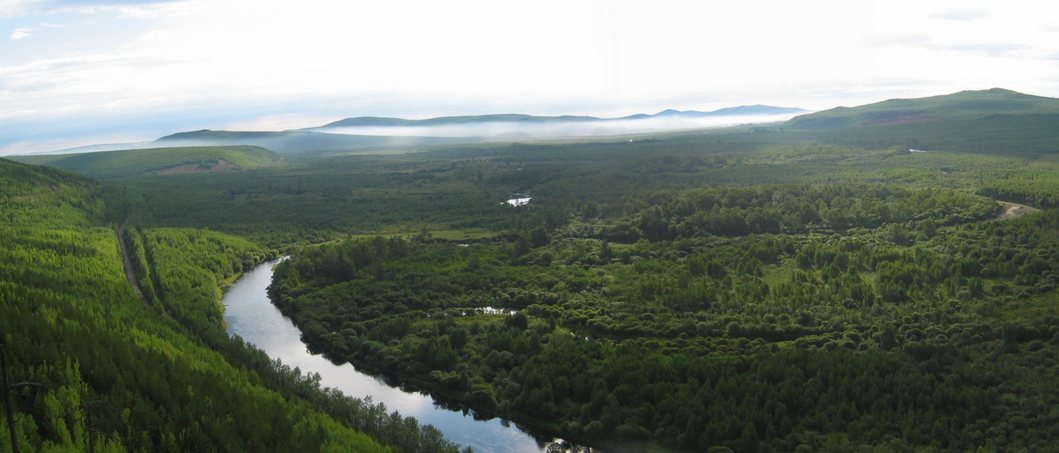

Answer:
[222,258,571,453]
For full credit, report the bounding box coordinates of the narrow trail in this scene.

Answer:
[117,223,148,306]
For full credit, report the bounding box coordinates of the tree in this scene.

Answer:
[879,326,897,351]
[599,240,613,262]
[514,236,530,256]
[530,227,550,248]
[506,313,529,330]
[738,421,759,452]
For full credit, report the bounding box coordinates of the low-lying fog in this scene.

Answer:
[18,112,801,156]
[310,113,798,139]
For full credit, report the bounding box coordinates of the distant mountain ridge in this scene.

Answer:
[21,88,1059,158]
[321,114,597,128]
[784,88,1059,153]
[145,105,804,154]
[320,105,805,128]
[787,88,1059,130]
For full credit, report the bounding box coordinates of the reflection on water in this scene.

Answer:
[222,258,579,453]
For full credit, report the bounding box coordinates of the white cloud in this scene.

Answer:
[932,8,988,21]
[223,113,341,131]
[9,27,31,40]
[114,2,195,19]
[0,0,187,18]
[946,43,1028,57]
[0,0,35,17]
[5,0,1059,152]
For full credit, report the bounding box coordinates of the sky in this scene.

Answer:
[3,0,1059,154]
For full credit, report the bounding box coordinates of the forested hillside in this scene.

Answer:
[12,146,279,180]
[783,89,1059,153]
[0,157,459,452]
[787,88,1059,129]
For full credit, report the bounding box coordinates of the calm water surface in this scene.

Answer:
[222,258,571,453]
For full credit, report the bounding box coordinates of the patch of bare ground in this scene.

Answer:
[155,159,239,175]
[994,201,1039,221]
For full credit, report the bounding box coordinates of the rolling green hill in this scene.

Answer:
[0,157,102,226]
[788,88,1059,129]
[784,88,1059,153]
[12,146,280,179]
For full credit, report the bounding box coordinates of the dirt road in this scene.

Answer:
[117,223,148,306]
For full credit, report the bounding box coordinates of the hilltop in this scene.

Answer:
[784,88,1059,153]
[788,88,1059,129]
[12,145,280,179]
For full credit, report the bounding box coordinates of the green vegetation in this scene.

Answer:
[270,192,1059,451]
[978,154,1059,207]
[788,88,1059,129]
[12,146,279,179]
[783,89,1059,153]
[99,150,529,245]
[10,88,1059,451]
[0,157,460,452]
[121,226,460,453]
[124,227,272,334]
[92,137,1043,247]
[0,158,103,227]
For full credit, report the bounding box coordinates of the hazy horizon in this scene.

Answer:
[4,0,1059,154]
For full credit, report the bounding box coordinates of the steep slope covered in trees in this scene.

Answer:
[0,157,457,452]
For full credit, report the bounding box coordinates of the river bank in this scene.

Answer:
[221,258,579,453]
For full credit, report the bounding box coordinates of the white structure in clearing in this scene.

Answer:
[503,197,532,207]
